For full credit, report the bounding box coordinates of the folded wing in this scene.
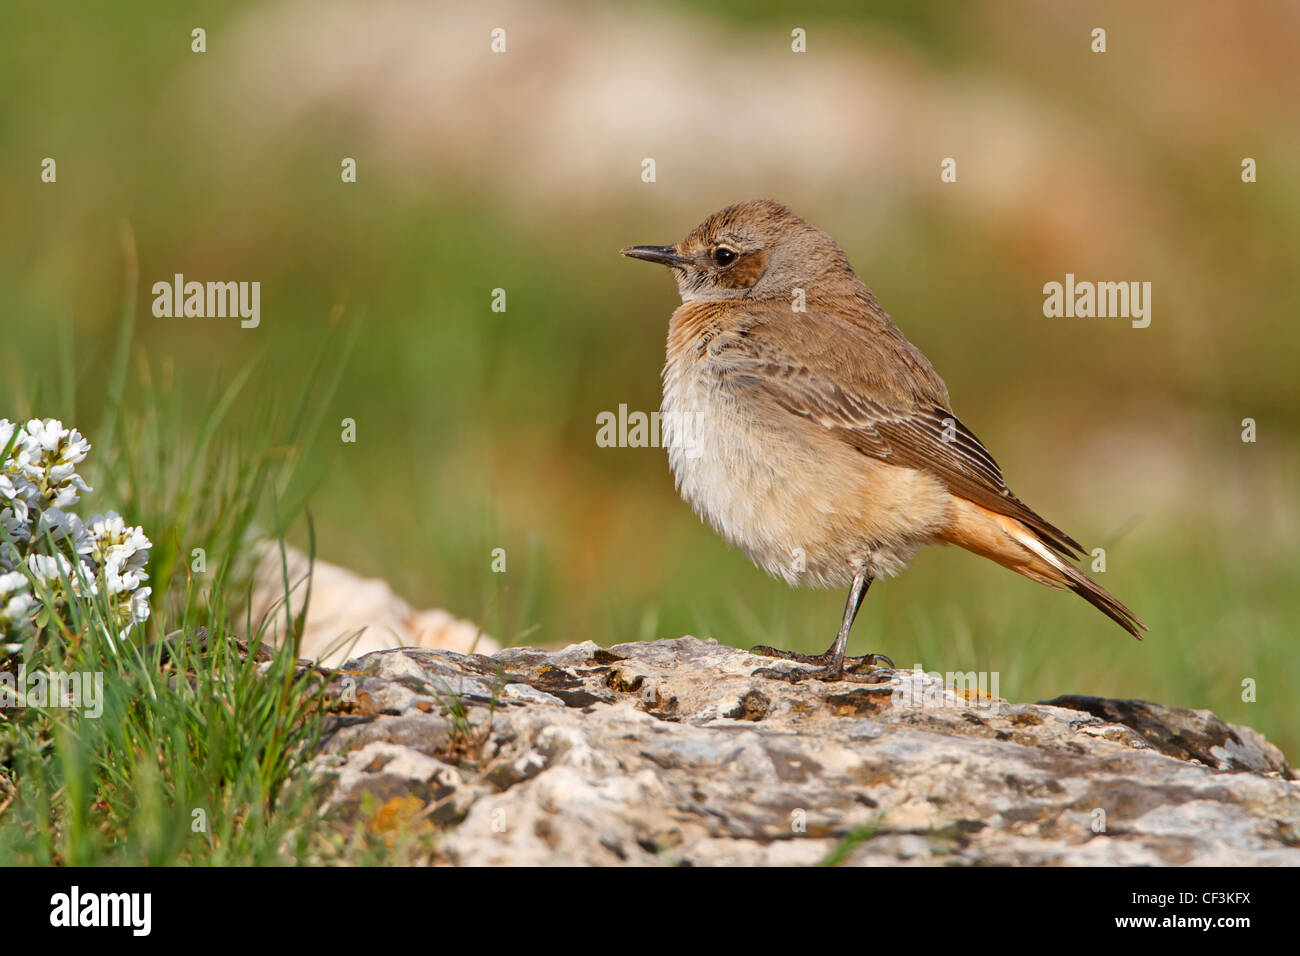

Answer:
[712,305,1085,560]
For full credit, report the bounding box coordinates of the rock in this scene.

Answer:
[1042,695,1290,776]
[309,636,1300,865]
[248,544,499,665]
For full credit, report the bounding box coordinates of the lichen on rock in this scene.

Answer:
[309,636,1300,865]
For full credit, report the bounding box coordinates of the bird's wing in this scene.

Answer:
[711,305,1084,558]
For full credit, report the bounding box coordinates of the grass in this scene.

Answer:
[0,612,329,865]
[820,819,882,866]
[0,259,357,864]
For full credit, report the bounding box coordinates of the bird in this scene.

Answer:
[621,199,1145,683]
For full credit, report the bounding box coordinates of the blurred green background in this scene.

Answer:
[2,1,1297,755]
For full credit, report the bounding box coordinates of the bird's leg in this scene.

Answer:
[750,569,893,682]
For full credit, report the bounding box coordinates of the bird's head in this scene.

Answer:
[621,199,854,304]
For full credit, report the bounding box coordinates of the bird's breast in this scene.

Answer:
[660,311,952,587]
[662,340,861,587]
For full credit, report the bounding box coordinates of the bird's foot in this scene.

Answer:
[749,645,894,683]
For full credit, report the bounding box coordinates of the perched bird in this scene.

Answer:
[622,200,1144,682]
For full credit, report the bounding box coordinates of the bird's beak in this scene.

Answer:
[620,245,692,267]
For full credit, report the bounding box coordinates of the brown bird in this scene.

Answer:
[622,199,1144,682]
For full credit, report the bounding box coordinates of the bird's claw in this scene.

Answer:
[749,645,894,684]
[846,652,895,671]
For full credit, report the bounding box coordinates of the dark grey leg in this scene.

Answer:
[823,568,872,676]
[750,569,893,682]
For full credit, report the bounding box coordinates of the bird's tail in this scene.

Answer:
[940,498,1146,639]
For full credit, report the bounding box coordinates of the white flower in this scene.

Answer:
[14,418,92,509]
[25,552,68,587]
[1,504,29,548]
[0,419,38,523]
[0,473,34,521]
[20,418,89,460]
[102,551,148,594]
[0,419,153,642]
[87,511,151,562]
[129,586,152,626]
[0,419,18,456]
[34,507,93,555]
[87,511,151,594]
[0,569,35,637]
[26,551,96,599]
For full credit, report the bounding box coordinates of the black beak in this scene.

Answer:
[620,245,692,267]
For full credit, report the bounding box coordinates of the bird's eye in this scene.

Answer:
[714,246,738,267]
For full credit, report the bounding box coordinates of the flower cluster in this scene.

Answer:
[1,418,152,648]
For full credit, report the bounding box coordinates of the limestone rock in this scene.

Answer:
[248,544,498,665]
[309,636,1299,865]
